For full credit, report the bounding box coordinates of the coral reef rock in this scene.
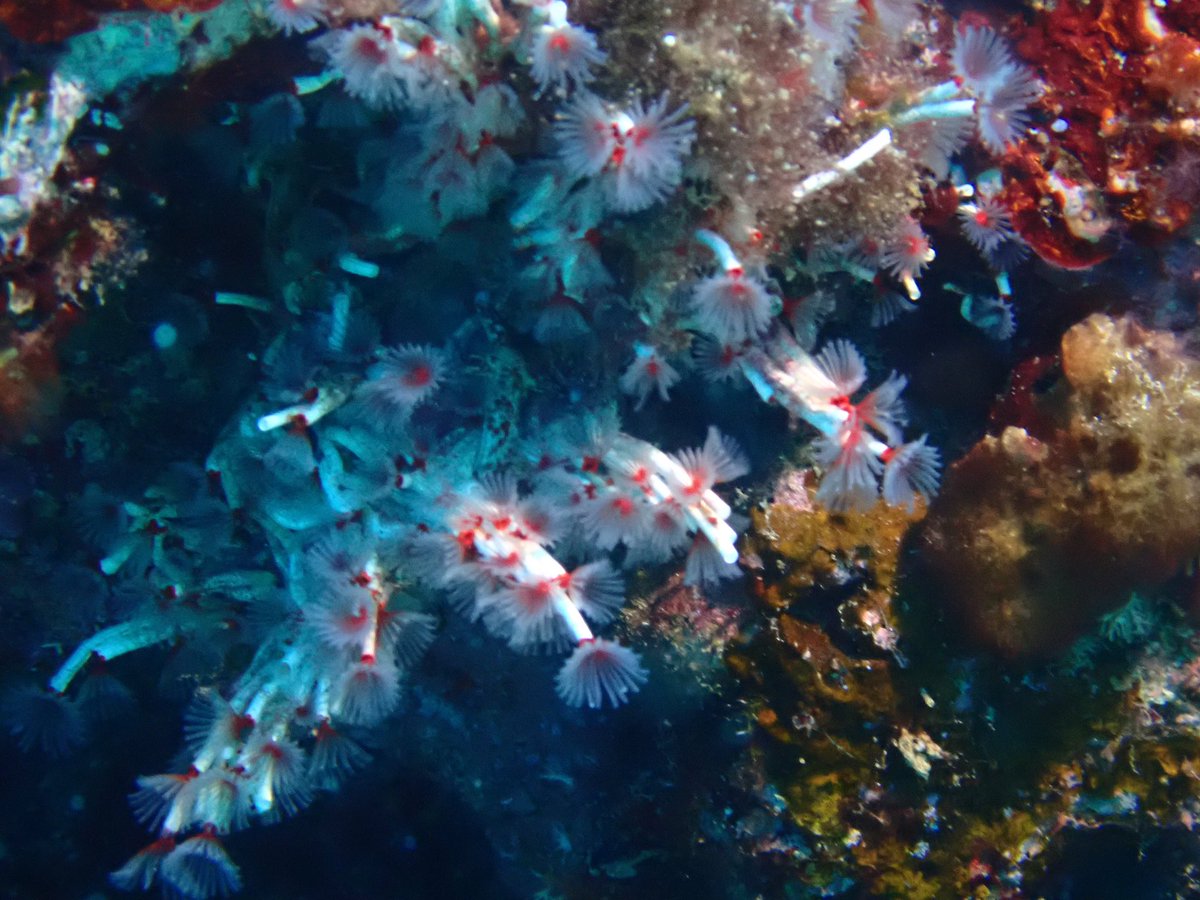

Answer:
[920,313,1200,657]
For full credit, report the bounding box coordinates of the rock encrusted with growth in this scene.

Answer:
[920,313,1200,657]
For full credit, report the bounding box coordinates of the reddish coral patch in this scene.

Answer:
[0,0,224,43]
[1005,0,1200,261]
